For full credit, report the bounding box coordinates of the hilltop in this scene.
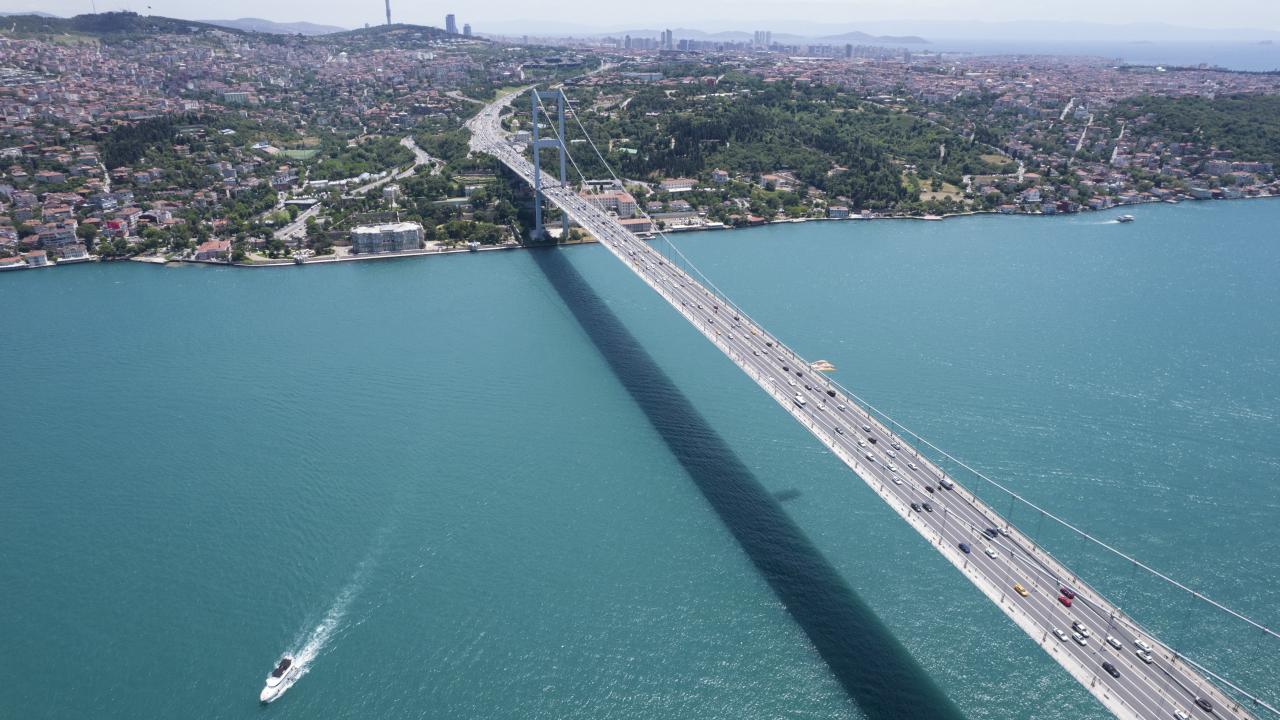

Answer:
[0,11,253,40]
[202,17,347,36]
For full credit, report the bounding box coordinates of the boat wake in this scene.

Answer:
[262,527,391,704]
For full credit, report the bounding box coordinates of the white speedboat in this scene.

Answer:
[259,655,299,704]
[1117,214,1135,223]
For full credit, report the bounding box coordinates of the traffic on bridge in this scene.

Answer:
[467,88,1262,720]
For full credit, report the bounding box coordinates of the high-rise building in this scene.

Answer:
[662,28,673,50]
[384,0,391,25]
[463,23,471,36]
[445,14,457,34]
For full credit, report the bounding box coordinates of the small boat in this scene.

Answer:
[1116,214,1135,223]
[260,655,300,704]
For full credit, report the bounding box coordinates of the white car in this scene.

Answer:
[1134,639,1153,654]
[887,463,898,472]
[1136,650,1154,664]
[892,476,903,485]
[1072,632,1088,647]
[984,547,999,559]
[1072,621,1091,638]
[1105,635,1122,650]
[864,452,876,462]
[908,462,919,471]
[886,450,897,459]
[857,440,867,448]
[1052,628,1068,642]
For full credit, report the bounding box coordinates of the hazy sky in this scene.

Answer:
[8,0,1280,34]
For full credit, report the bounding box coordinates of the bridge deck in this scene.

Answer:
[467,91,1258,720]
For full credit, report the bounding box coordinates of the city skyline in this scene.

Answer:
[7,0,1280,36]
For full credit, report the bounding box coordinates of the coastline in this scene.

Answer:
[9,192,1277,274]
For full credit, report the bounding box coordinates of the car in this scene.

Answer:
[804,384,812,391]
[891,441,901,450]
[908,462,919,471]
[910,502,921,512]
[1134,639,1153,654]
[1102,661,1120,678]
[886,450,897,458]
[1106,635,1122,650]
[938,477,955,490]
[888,463,898,472]
[782,365,789,371]
[857,439,867,448]
[1059,586,1077,600]
[983,528,999,539]
[1013,583,1029,597]
[892,476,903,485]
[922,502,934,513]
[727,334,735,340]
[865,452,876,461]
[1174,709,1191,720]
[861,424,872,432]
[795,371,803,377]
[868,437,878,444]
[789,379,797,387]
[733,315,740,321]
[753,350,760,356]
[1072,632,1088,646]
[984,547,998,559]
[1136,650,1153,664]
[1194,697,1214,713]
[1058,595,1073,608]
[1072,621,1091,638]
[924,485,934,493]
[959,543,971,554]
[837,404,847,412]
[1052,628,1068,641]
[826,390,836,397]
[766,341,774,347]
[835,426,844,435]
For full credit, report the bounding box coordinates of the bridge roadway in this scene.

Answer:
[467,90,1258,720]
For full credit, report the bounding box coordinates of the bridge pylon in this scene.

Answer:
[530,89,569,240]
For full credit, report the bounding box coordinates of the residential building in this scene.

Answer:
[350,221,423,254]
[659,178,696,193]
[195,239,232,261]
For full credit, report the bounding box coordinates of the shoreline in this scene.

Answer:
[8,192,1277,273]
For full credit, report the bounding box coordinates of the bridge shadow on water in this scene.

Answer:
[531,247,965,720]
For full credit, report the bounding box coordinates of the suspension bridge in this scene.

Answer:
[466,85,1274,720]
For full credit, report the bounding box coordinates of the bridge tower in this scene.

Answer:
[530,89,570,240]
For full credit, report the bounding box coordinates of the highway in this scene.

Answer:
[467,89,1260,720]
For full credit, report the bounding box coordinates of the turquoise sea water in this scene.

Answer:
[2,199,1278,719]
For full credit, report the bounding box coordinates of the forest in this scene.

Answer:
[1118,94,1280,167]
[565,75,1007,210]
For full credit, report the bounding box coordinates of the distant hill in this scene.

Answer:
[203,17,346,36]
[321,23,455,42]
[0,11,252,39]
[0,11,58,18]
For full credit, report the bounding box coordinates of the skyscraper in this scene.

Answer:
[463,23,471,37]
[662,29,673,50]
[445,14,457,34]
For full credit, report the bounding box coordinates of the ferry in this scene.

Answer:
[259,655,300,704]
[1116,214,1135,223]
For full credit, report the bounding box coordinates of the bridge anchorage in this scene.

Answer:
[529,88,568,240]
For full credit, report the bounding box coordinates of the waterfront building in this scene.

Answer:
[195,239,231,261]
[22,249,48,267]
[350,222,423,254]
[828,206,850,219]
